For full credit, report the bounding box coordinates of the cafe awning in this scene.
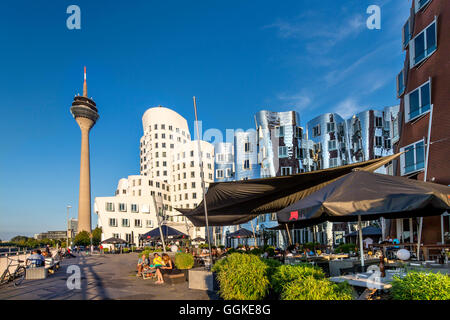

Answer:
[277,170,450,227]
[177,154,401,227]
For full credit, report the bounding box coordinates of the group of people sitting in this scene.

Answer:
[137,252,177,284]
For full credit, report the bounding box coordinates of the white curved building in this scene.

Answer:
[95,106,214,244]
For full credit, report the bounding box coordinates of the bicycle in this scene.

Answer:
[0,255,27,287]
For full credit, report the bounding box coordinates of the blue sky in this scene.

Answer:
[0,0,410,240]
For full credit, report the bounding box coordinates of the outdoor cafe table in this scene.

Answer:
[329,272,393,290]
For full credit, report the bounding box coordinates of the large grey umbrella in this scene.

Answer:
[101,237,128,254]
[277,170,450,266]
[101,237,128,244]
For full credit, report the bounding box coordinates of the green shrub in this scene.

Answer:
[175,252,194,270]
[213,253,270,300]
[271,264,325,293]
[281,276,353,300]
[391,272,450,300]
[264,246,276,257]
[334,243,357,254]
[262,258,282,280]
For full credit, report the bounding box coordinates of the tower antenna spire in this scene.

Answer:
[83,66,88,97]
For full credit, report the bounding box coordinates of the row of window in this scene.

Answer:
[109,218,147,228]
[105,202,173,213]
[216,168,233,179]
[275,126,303,139]
[148,124,190,138]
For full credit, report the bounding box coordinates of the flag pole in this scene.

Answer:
[193,96,214,268]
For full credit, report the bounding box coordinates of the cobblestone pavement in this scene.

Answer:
[0,253,217,300]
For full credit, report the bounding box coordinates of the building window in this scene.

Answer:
[329,158,338,168]
[410,20,437,67]
[121,219,129,227]
[312,125,321,137]
[375,136,383,148]
[244,142,251,153]
[112,233,120,239]
[295,127,302,139]
[109,218,117,227]
[375,117,383,128]
[279,146,288,158]
[275,126,285,138]
[384,138,391,149]
[397,68,407,97]
[131,204,139,213]
[216,169,224,179]
[225,168,232,178]
[405,80,431,122]
[125,234,132,243]
[134,219,142,228]
[326,122,335,133]
[402,18,411,49]
[146,220,153,228]
[328,140,337,150]
[414,0,432,13]
[191,171,195,178]
[119,203,127,212]
[243,159,251,170]
[192,193,197,199]
[105,202,115,212]
[281,167,292,176]
[400,140,425,175]
[192,182,196,188]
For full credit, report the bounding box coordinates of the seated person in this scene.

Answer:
[151,253,163,268]
[305,248,315,256]
[137,254,149,277]
[155,253,178,284]
[28,249,45,267]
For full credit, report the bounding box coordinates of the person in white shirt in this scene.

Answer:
[363,237,374,249]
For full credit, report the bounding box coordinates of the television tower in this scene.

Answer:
[70,67,99,233]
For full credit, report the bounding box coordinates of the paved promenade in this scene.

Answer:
[0,253,216,300]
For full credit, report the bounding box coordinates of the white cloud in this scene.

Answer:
[334,98,368,119]
[266,14,365,53]
[277,91,312,111]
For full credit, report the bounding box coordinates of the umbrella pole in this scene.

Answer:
[193,96,213,268]
[152,194,167,254]
[250,219,257,247]
[285,224,292,246]
[358,215,365,268]
[417,104,434,260]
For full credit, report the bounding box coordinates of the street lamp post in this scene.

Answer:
[67,205,72,249]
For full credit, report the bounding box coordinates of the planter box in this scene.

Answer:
[188,267,214,291]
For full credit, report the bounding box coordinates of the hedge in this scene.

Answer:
[212,253,270,300]
[391,272,450,300]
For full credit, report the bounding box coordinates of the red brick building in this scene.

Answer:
[392,0,450,245]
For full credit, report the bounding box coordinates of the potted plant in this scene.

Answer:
[175,252,194,281]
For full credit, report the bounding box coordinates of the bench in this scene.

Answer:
[26,267,47,280]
